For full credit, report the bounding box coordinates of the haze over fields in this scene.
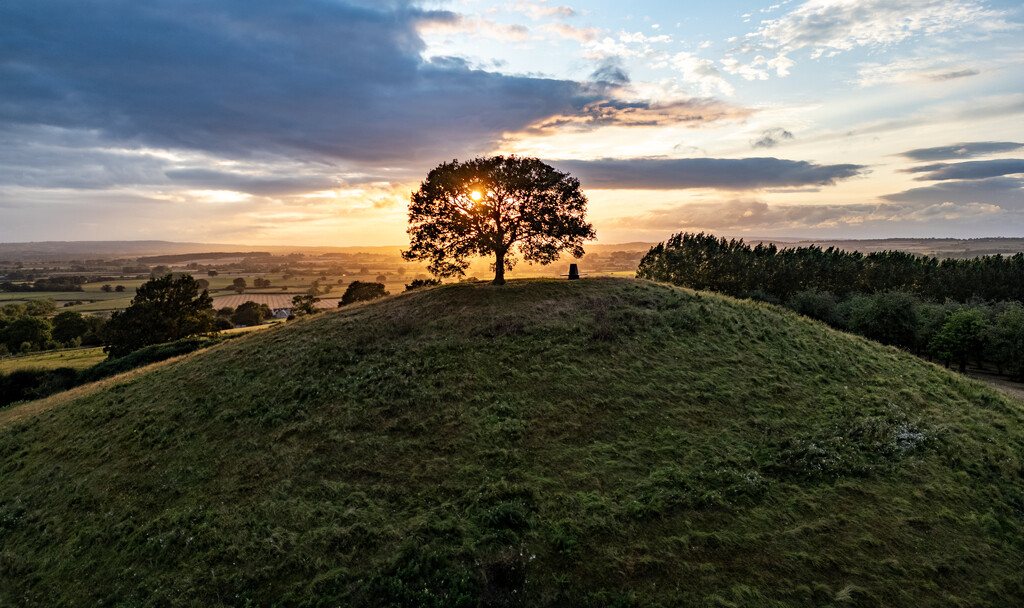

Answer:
[1,0,1023,245]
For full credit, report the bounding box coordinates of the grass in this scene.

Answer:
[0,347,107,373]
[1,278,1023,606]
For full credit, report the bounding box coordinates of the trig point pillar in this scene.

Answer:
[568,263,580,280]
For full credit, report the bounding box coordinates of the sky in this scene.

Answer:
[1,0,1022,246]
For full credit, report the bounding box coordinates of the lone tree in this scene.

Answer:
[403,156,596,285]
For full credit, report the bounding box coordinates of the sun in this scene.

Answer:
[470,190,482,201]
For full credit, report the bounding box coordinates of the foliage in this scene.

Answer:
[1,316,52,353]
[988,304,1024,379]
[403,156,596,285]
[291,294,320,316]
[51,311,89,345]
[102,274,216,358]
[405,278,441,291]
[340,281,389,305]
[843,291,920,350]
[930,309,989,372]
[787,289,840,326]
[638,231,1024,302]
[2,279,1023,606]
[230,301,271,327]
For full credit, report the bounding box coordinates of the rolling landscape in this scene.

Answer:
[3,0,1024,605]
[3,278,1023,606]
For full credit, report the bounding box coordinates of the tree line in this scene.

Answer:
[637,232,1024,303]
[637,232,1024,379]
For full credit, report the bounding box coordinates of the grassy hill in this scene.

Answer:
[2,278,1022,606]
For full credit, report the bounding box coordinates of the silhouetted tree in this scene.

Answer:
[340,281,389,305]
[102,274,215,358]
[291,294,320,316]
[404,156,596,285]
[231,301,268,326]
[405,278,441,291]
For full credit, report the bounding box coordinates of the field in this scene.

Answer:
[0,347,107,373]
[2,278,1022,606]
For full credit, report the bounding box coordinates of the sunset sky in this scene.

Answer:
[1,0,1022,245]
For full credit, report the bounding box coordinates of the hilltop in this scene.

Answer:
[2,278,1023,606]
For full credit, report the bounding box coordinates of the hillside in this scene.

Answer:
[2,278,1023,606]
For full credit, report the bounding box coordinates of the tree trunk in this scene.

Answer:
[493,250,506,285]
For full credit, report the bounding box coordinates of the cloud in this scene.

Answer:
[540,23,603,43]
[608,199,1013,235]
[901,159,1024,181]
[882,176,1024,208]
[551,157,863,190]
[514,0,576,20]
[164,169,340,197]
[671,52,735,97]
[855,56,981,87]
[590,59,630,85]
[735,0,1016,77]
[899,141,1024,161]
[417,12,532,42]
[929,69,981,81]
[525,99,753,134]
[751,128,794,149]
[0,0,721,170]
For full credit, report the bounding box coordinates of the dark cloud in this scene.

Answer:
[927,68,980,81]
[164,169,339,197]
[550,157,864,190]
[0,0,744,168]
[901,159,1024,181]
[590,59,631,85]
[751,128,794,149]
[881,177,1024,208]
[898,142,1024,161]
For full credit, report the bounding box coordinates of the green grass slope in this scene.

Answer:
[2,278,1023,607]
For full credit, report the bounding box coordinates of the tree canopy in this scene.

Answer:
[102,274,215,358]
[403,156,596,285]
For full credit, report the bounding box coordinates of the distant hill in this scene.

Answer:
[2,279,1023,605]
[3,237,1024,263]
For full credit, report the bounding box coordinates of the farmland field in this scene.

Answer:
[0,347,107,373]
[211,294,342,309]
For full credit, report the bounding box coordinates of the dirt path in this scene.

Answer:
[965,369,1024,402]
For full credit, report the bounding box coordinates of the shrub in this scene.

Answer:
[341,281,389,306]
[405,278,441,291]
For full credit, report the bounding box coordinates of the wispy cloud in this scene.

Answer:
[734,0,1016,77]
[525,99,753,134]
[551,157,864,190]
[899,141,1024,161]
[901,159,1024,181]
[882,176,1024,208]
[751,128,794,149]
[608,199,1013,235]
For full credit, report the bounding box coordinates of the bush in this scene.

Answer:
[929,308,988,372]
[341,281,389,306]
[405,278,441,291]
[786,290,840,326]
